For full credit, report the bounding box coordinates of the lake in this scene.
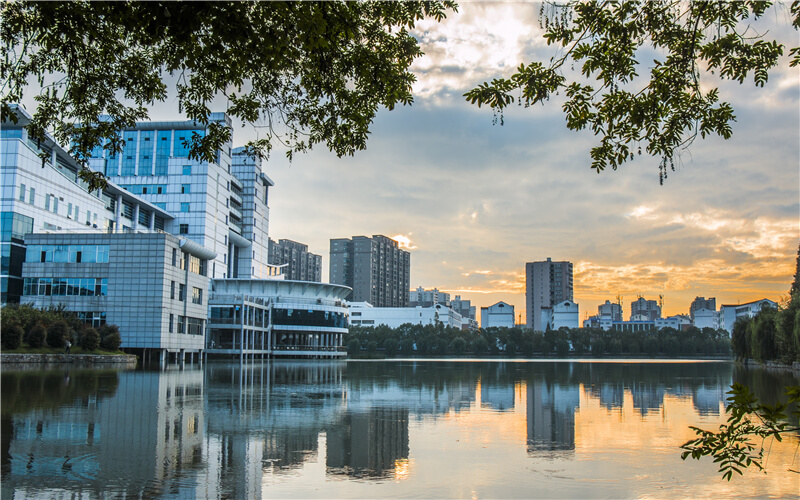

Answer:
[1,359,798,498]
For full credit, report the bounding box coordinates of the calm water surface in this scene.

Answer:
[1,359,798,498]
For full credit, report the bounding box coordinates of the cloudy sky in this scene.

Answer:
[252,2,799,322]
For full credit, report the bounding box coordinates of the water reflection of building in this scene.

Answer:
[202,361,346,497]
[481,384,515,411]
[692,385,724,416]
[327,408,410,478]
[526,381,580,453]
[585,382,625,411]
[2,368,205,498]
[630,382,666,417]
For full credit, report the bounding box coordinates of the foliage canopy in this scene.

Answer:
[465,1,800,183]
[1,0,456,191]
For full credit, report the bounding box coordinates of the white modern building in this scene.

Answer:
[541,299,580,330]
[87,115,274,281]
[654,314,691,331]
[692,308,720,330]
[349,302,463,329]
[719,299,778,334]
[207,279,351,359]
[1,105,174,305]
[21,231,212,363]
[4,105,347,362]
[480,301,515,329]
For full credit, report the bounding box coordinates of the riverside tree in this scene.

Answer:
[1,0,457,191]
[465,1,800,183]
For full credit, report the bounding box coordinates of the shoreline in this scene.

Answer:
[739,358,800,373]
[0,353,138,366]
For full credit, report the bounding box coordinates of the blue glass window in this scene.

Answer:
[138,130,154,176]
[155,130,171,175]
[120,132,138,176]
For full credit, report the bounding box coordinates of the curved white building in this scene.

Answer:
[206,279,351,359]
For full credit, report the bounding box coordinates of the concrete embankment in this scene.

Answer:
[0,353,138,367]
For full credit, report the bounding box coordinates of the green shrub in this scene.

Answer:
[591,338,606,356]
[79,328,100,351]
[27,323,46,348]
[450,337,466,354]
[555,339,570,357]
[383,338,398,357]
[46,320,71,349]
[472,336,488,355]
[400,338,415,354]
[99,330,121,351]
[347,338,361,356]
[1,324,24,350]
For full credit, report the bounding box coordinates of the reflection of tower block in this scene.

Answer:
[326,408,409,478]
[154,372,205,481]
[262,430,319,469]
[526,382,578,453]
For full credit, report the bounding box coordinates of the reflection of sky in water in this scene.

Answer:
[1,361,798,498]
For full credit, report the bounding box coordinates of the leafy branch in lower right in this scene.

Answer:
[681,383,800,480]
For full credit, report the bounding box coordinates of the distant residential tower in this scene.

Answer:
[329,235,410,307]
[526,258,573,331]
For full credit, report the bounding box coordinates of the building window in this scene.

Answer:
[44,194,50,211]
[179,224,189,234]
[172,248,177,266]
[170,281,175,300]
[169,314,174,333]
[182,165,192,175]
[178,283,185,302]
[181,184,191,194]
[191,287,203,305]
[180,202,190,212]
[18,184,25,202]
[29,188,35,205]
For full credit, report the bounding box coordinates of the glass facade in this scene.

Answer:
[272,308,347,328]
[137,130,154,176]
[23,277,108,297]
[26,245,110,263]
[120,131,137,176]
[155,131,171,175]
[173,130,204,158]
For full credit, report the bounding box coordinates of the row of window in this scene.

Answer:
[23,277,108,297]
[170,249,207,276]
[169,281,203,304]
[26,245,110,264]
[119,183,193,195]
[18,184,107,230]
[168,314,204,335]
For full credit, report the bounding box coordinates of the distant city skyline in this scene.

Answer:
[16,3,799,323]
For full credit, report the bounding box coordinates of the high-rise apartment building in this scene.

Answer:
[451,295,477,321]
[630,297,661,321]
[329,235,410,307]
[526,258,573,331]
[409,286,450,307]
[598,300,623,322]
[268,238,322,282]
